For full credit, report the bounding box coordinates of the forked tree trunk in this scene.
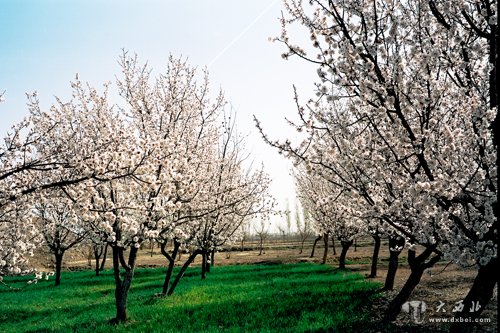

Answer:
[384,236,405,290]
[339,240,353,270]
[384,247,440,322]
[310,235,322,258]
[258,237,264,255]
[322,233,329,264]
[368,235,381,278]
[167,250,201,296]
[54,251,65,286]
[111,245,138,324]
[449,257,498,333]
[161,240,180,295]
[93,243,109,276]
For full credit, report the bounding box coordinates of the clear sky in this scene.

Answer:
[0,0,318,231]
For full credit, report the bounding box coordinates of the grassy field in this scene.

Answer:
[0,263,382,333]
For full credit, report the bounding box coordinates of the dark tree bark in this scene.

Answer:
[94,250,101,276]
[322,233,329,264]
[354,238,357,252]
[201,251,208,279]
[167,250,201,296]
[339,240,353,270]
[110,245,138,324]
[384,236,405,290]
[161,240,180,295]
[310,234,322,258]
[210,250,215,267]
[368,235,381,278]
[93,243,108,276]
[449,257,498,333]
[54,250,65,287]
[99,244,108,271]
[384,247,440,322]
[331,237,337,255]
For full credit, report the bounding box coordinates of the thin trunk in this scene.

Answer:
[203,251,210,279]
[87,247,92,267]
[339,240,353,270]
[368,235,381,278]
[161,241,179,295]
[99,244,108,271]
[310,235,322,258]
[258,237,264,255]
[332,237,337,255]
[322,233,329,264]
[54,251,64,287]
[111,245,138,323]
[354,238,357,252]
[201,251,207,278]
[299,238,306,254]
[210,250,215,267]
[449,257,498,333]
[167,250,201,296]
[384,248,440,322]
[150,241,154,257]
[94,247,101,276]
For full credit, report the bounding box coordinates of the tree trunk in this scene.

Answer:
[331,237,337,255]
[354,238,357,252]
[161,240,179,295]
[258,237,263,255]
[310,235,322,258]
[54,251,64,287]
[168,250,201,296]
[201,251,207,279]
[210,250,215,267]
[322,233,329,264]
[99,244,108,271]
[94,249,101,276]
[384,236,405,290]
[384,248,440,322]
[368,235,381,278]
[299,238,306,254]
[339,240,353,270]
[110,245,138,323]
[449,257,498,333]
[205,251,211,273]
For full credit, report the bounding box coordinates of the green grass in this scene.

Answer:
[0,263,381,333]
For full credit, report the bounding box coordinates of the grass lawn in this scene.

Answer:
[0,263,382,332]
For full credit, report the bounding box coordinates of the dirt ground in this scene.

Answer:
[53,237,496,332]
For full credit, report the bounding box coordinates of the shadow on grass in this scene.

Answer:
[1,263,384,333]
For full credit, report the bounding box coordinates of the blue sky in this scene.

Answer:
[0,0,318,230]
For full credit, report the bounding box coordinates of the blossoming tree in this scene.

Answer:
[258,0,497,327]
